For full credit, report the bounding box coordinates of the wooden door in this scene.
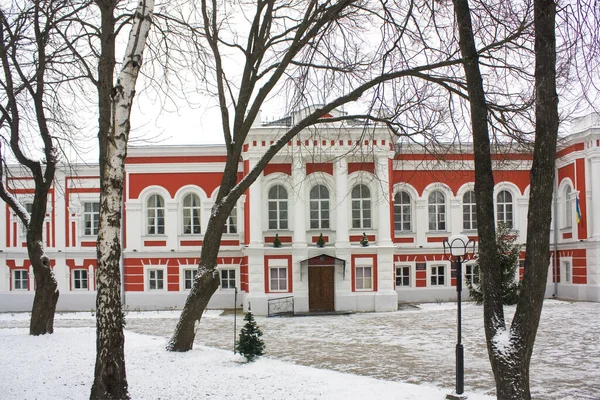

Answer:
[308,266,335,312]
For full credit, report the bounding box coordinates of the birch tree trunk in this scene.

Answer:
[91,0,154,398]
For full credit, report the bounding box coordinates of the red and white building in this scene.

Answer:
[1,111,599,314]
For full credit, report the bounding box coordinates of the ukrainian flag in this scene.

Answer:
[576,195,582,224]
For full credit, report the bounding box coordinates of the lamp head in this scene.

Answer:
[444,234,475,259]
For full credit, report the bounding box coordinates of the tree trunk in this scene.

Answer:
[91,1,154,398]
[28,241,59,335]
[492,1,559,399]
[167,209,229,352]
[453,0,558,398]
[28,185,59,335]
[452,0,505,370]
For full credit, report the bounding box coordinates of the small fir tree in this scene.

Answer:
[468,223,521,305]
[236,310,265,362]
[273,233,282,248]
[360,232,369,247]
[316,233,326,247]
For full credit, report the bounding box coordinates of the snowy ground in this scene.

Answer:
[0,299,598,399]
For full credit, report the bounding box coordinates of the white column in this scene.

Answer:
[376,155,393,246]
[166,201,178,250]
[450,198,461,236]
[292,157,307,247]
[29,266,34,291]
[590,157,600,238]
[1,263,8,292]
[249,158,263,247]
[88,264,95,291]
[335,158,349,247]
[415,199,427,246]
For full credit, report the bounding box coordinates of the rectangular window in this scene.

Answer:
[13,270,28,290]
[84,202,100,236]
[355,265,373,290]
[148,269,164,290]
[220,269,236,289]
[563,260,572,283]
[430,265,445,286]
[183,269,197,290]
[21,203,34,237]
[72,269,88,290]
[269,267,287,291]
[395,265,411,287]
[465,264,479,285]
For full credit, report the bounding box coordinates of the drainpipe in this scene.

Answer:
[552,171,559,297]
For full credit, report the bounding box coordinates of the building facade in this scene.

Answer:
[1,111,599,314]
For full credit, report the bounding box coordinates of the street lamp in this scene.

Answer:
[443,234,476,400]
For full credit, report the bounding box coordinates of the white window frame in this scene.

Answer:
[220,268,236,290]
[83,202,100,236]
[147,194,165,235]
[268,185,289,230]
[269,266,288,292]
[72,269,89,290]
[462,191,477,231]
[355,265,373,291]
[147,268,165,291]
[182,193,202,235]
[496,190,514,229]
[224,205,237,234]
[12,269,29,291]
[430,264,446,286]
[561,258,572,283]
[464,263,480,285]
[309,184,330,230]
[428,191,446,231]
[395,264,412,287]
[183,268,197,290]
[394,191,412,233]
[20,202,34,237]
[564,186,573,229]
[351,184,372,229]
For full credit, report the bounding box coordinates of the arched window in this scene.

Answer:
[496,190,513,229]
[351,184,371,229]
[182,193,201,235]
[394,191,411,232]
[428,190,446,231]
[224,205,237,234]
[147,194,165,235]
[564,186,573,228]
[268,185,288,230]
[310,185,330,230]
[463,191,477,231]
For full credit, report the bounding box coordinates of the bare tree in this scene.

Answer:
[0,0,90,335]
[166,0,532,352]
[450,0,591,397]
[90,0,154,397]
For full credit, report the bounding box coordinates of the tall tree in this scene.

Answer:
[91,0,154,397]
[452,0,560,397]
[0,0,89,335]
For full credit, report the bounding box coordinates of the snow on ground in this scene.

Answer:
[0,327,493,400]
[1,299,598,399]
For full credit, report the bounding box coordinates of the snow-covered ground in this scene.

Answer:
[0,299,598,399]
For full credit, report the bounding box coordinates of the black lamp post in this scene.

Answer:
[443,234,476,400]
